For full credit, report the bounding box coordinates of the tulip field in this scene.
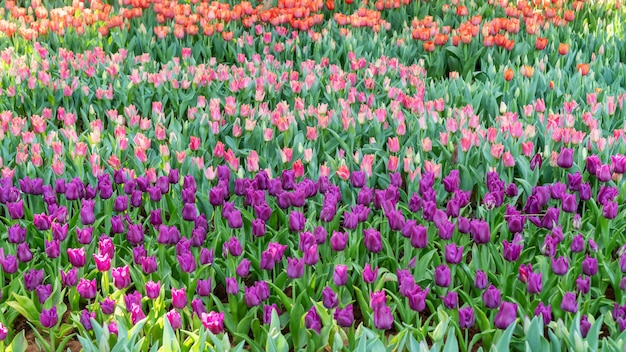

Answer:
[1,0,626,350]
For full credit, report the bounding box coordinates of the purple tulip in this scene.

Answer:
[470,220,491,244]
[45,239,60,259]
[289,211,306,232]
[551,256,569,275]
[7,200,24,219]
[24,269,44,291]
[332,304,354,327]
[286,257,304,279]
[534,303,552,324]
[582,255,598,276]
[373,305,394,330]
[407,286,429,312]
[586,155,601,175]
[77,227,94,245]
[362,263,378,283]
[112,266,131,289]
[434,265,451,287]
[557,148,574,168]
[166,309,182,330]
[580,315,591,337]
[141,256,157,274]
[502,234,523,262]
[226,277,239,295]
[191,298,206,318]
[303,244,319,265]
[40,306,59,328]
[236,259,251,277]
[305,306,322,334]
[363,228,382,253]
[561,193,578,213]
[330,231,348,251]
[576,275,590,294]
[445,243,464,264]
[114,195,128,212]
[33,213,51,230]
[442,291,458,309]
[561,292,578,313]
[334,265,348,286]
[17,242,33,262]
[410,224,429,248]
[182,203,197,221]
[483,285,501,309]
[146,281,161,299]
[475,270,488,290]
[458,306,475,329]
[80,199,96,225]
[244,285,261,307]
[93,253,111,272]
[196,279,212,297]
[603,201,618,219]
[36,284,52,304]
[322,287,339,309]
[60,268,78,287]
[264,304,281,324]
[201,311,225,334]
[178,252,196,273]
[226,237,243,257]
[494,302,517,329]
[77,278,97,300]
[596,164,612,182]
[130,303,146,324]
[527,272,543,294]
[67,247,86,267]
[171,287,187,309]
[227,210,243,229]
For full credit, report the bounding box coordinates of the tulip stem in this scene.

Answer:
[48,327,56,352]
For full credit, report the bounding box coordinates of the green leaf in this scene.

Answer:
[492,322,516,352]
[443,326,459,352]
[7,330,27,352]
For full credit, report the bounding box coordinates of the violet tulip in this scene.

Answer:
[80,199,96,225]
[442,291,458,309]
[363,228,382,253]
[576,275,590,294]
[166,309,183,330]
[582,255,598,276]
[335,304,354,327]
[60,268,78,287]
[112,266,131,289]
[146,281,161,299]
[286,257,304,279]
[561,292,578,313]
[362,263,378,283]
[67,247,86,267]
[334,265,348,286]
[171,287,187,309]
[322,287,339,309]
[459,306,475,328]
[434,265,451,287]
[551,256,569,275]
[534,303,552,324]
[407,286,428,312]
[201,311,225,334]
[77,278,97,300]
[557,148,574,168]
[24,269,43,291]
[445,243,464,264]
[483,285,501,309]
[305,306,322,334]
[470,220,491,244]
[226,277,239,295]
[527,272,543,294]
[40,306,59,328]
[373,305,394,330]
[475,270,488,290]
[494,302,517,329]
[330,231,348,251]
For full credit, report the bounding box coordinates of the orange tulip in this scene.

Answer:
[535,37,547,50]
[423,41,435,52]
[521,65,534,78]
[577,63,590,76]
[504,68,514,81]
[558,43,569,55]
